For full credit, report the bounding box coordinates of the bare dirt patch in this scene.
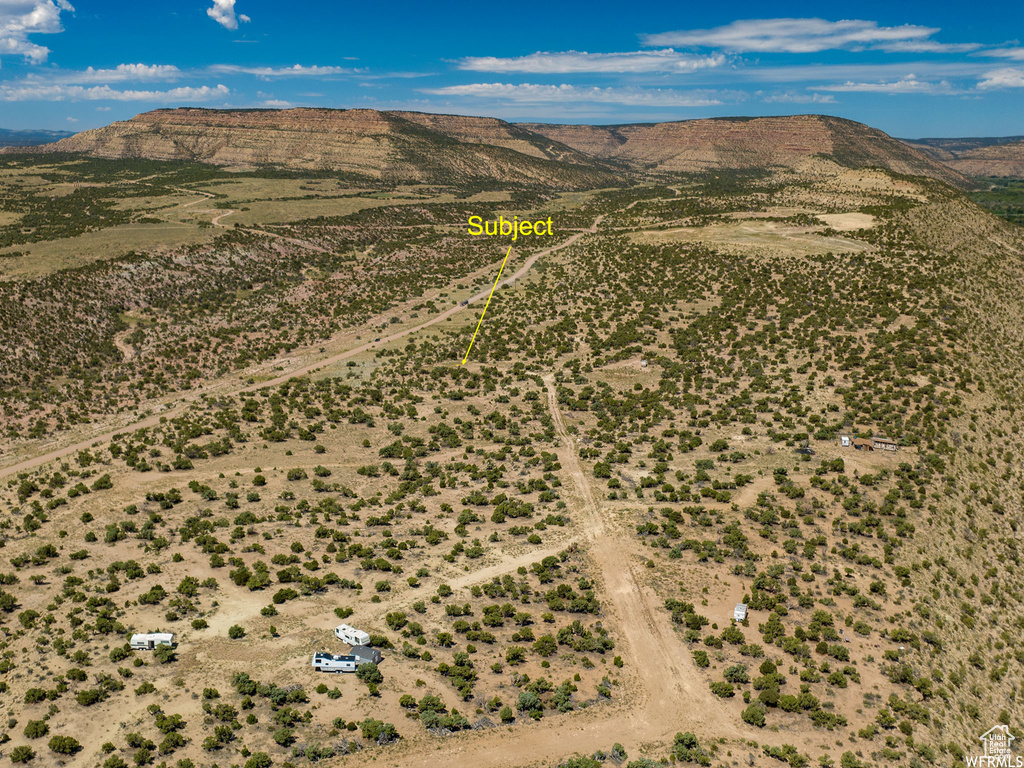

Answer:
[817,212,877,230]
[632,220,871,256]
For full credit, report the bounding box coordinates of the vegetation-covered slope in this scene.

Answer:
[522,115,970,188]
[6,108,617,190]
[903,135,1024,178]
[1,137,1023,768]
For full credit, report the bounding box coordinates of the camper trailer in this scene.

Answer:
[311,652,358,674]
[130,633,175,651]
[733,604,748,622]
[334,624,371,646]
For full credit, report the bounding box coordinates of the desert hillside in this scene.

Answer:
[903,135,1024,177]
[11,108,615,190]
[7,108,974,190]
[0,109,1022,768]
[522,114,969,187]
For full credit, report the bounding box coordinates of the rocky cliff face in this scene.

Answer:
[522,114,969,186]
[903,136,1024,178]
[24,108,616,189]
[11,108,972,188]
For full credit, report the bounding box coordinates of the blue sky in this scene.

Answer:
[1,0,1022,137]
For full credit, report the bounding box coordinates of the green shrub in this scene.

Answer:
[11,746,35,763]
[48,735,82,755]
[359,718,400,744]
[723,664,749,684]
[742,704,766,727]
[23,720,49,739]
[709,681,735,698]
[356,663,383,685]
[244,753,272,768]
[76,688,104,706]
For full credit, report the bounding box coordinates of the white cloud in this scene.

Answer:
[85,63,180,81]
[373,96,687,122]
[209,64,359,78]
[0,82,229,101]
[0,0,74,63]
[733,60,992,83]
[258,99,293,108]
[761,91,837,103]
[874,40,981,53]
[642,18,942,54]
[28,63,182,83]
[455,49,726,74]
[421,82,731,107]
[978,48,1024,61]
[977,68,1024,89]
[207,0,248,30]
[810,75,955,94]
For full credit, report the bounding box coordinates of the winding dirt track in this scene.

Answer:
[0,217,601,481]
[3,206,764,765]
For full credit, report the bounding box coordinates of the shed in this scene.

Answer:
[350,645,383,665]
[130,633,175,651]
[733,603,747,622]
[852,438,873,451]
[871,436,898,452]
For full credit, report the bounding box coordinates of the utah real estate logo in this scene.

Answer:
[969,725,1023,767]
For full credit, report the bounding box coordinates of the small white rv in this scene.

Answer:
[312,652,358,673]
[130,632,175,651]
[334,624,370,646]
[733,604,748,622]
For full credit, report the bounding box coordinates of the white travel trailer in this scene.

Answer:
[334,624,370,646]
[311,652,358,673]
[733,604,748,622]
[130,632,175,651]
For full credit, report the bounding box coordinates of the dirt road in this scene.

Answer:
[0,216,601,480]
[327,375,752,768]
[539,375,747,742]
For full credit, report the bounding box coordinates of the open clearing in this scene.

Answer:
[631,219,872,255]
[817,212,878,230]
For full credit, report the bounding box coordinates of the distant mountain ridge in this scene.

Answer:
[4,108,616,190]
[0,128,75,147]
[520,114,969,187]
[4,107,970,188]
[900,135,1024,178]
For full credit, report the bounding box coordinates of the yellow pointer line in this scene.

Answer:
[461,244,514,365]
